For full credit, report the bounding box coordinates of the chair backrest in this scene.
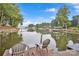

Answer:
[42,39,50,48]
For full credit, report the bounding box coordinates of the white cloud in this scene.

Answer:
[23,21,38,26]
[71,3,79,14]
[23,20,32,26]
[22,20,42,27]
[72,3,79,9]
[45,8,57,12]
[22,20,33,27]
[74,5,79,9]
[76,10,79,12]
[49,16,55,19]
[21,16,53,27]
[71,3,79,6]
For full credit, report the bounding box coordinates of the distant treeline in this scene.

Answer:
[28,4,79,29]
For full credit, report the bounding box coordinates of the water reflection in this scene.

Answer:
[1,29,79,55]
[36,29,79,51]
[67,33,79,43]
[51,32,79,51]
[51,32,68,51]
[21,31,56,49]
[0,32,22,55]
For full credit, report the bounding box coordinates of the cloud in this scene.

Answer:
[71,3,79,6]
[49,16,55,19]
[23,20,32,26]
[22,20,42,27]
[72,3,79,9]
[74,5,79,9]
[22,20,40,27]
[45,8,57,12]
[20,16,53,27]
[18,20,34,28]
[36,17,52,23]
[71,3,79,14]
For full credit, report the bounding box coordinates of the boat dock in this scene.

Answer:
[3,47,79,56]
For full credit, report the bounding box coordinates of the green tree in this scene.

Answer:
[51,4,69,28]
[28,24,34,28]
[67,20,72,28]
[72,15,79,27]
[0,3,23,27]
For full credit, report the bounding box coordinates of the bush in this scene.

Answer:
[77,25,79,28]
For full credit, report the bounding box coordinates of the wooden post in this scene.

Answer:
[40,34,42,44]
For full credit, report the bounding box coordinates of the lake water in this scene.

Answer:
[20,31,56,49]
[0,29,79,55]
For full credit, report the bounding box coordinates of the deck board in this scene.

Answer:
[3,48,79,56]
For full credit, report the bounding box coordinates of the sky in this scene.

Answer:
[16,3,79,27]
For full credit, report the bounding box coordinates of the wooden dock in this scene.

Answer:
[3,49,11,56]
[3,47,79,56]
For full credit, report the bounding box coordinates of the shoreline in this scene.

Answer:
[0,26,79,34]
[0,26,19,33]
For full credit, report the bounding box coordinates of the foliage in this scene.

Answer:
[0,32,22,55]
[36,23,51,28]
[51,32,68,51]
[66,20,72,28]
[0,4,23,27]
[51,4,69,28]
[28,24,34,28]
[72,15,79,27]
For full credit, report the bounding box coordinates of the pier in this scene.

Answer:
[3,47,79,56]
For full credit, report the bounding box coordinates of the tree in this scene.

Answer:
[28,24,35,31]
[51,19,57,28]
[28,24,34,28]
[72,15,79,27]
[51,4,69,28]
[67,20,72,28]
[0,4,23,27]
